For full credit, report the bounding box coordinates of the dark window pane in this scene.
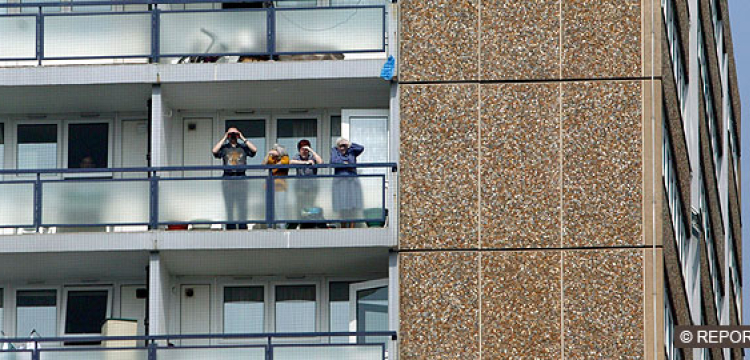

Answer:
[68,123,108,169]
[0,123,4,145]
[329,282,351,302]
[330,116,341,138]
[18,124,56,144]
[65,291,108,334]
[275,285,315,301]
[224,287,264,302]
[0,288,3,307]
[226,120,265,138]
[17,290,56,306]
[277,119,316,138]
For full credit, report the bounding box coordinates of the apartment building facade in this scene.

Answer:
[0,0,741,359]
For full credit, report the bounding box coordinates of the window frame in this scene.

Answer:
[269,280,321,336]
[62,119,115,177]
[14,120,62,175]
[14,287,60,338]
[59,286,113,337]
[271,113,323,160]
[218,282,269,336]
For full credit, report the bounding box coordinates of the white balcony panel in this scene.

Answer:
[0,16,36,59]
[158,178,266,224]
[40,350,147,360]
[274,345,382,360]
[0,183,34,227]
[41,181,150,225]
[160,11,267,56]
[44,14,151,58]
[275,8,384,53]
[0,353,31,360]
[276,176,384,222]
[157,348,264,360]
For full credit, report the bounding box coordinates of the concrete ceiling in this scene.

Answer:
[0,84,152,114]
[161,248,390,277]
[0,251,150,283]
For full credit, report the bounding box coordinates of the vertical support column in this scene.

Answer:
[151,8,160,63]
[148,251,170,337]
[150,85,167,168]
[33,173,42,232]
[267,7,275,57]
[265,173,275,227]
[388,252,399,360]
[36,11,44,65]
[388,83,399,242]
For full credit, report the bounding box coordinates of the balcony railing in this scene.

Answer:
[0,332,397,360]
[0,163,396,231]
[0,0,388,64]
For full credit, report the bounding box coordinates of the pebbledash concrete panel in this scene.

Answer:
[562,81,643,248]
[562,0,642,79]
[481,83,561,249]
[482,251,562,358]
[399,84,480,250]
[398,0,479,82]
[563,249,645,358]
[399,251,480,360]
[481,0,561,81]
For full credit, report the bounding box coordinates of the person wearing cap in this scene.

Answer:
[330,137,364,228]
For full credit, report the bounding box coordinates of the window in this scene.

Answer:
[16,290,57,337]
[63,290,110,335]
[329,282,351,342]
[665,291,683,360]
[274,0,316,7]
[0,124,4,171]
[274,285,316,332]
[728,107,739,187]
[67,123,109,169]
[277,119,317,157]
[700,176,724,321]
[330,115,341,153]
[698,21,723,170]
[226,120,265,165]
[17,124,58,170]
[662,0,688,117]
[728,225,742,321]
[663,118,700,313]
[0,289,3,335]
[223,287,264,334]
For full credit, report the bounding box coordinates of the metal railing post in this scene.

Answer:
[147,340,158,360]
[265,171,275,227]
[31,341,40,360]
[149,172,159,229]
[151,8,161,63]
[36,11,44,65]
[33,173,42,232]
[267,7,275,57]
[266,336,273,360]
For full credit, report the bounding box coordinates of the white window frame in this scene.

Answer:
[341,109,390,175]
[698,21,723,174]
[14,287,61,338]
[348,278,388,343]
[62,119,115,178]
[220,114,272,173]
[269,280,321,339]
[662,0,688,118]
[13,120,63,177]
[60,286,113,337]
[218,282,269,338]
[272,113,324,158]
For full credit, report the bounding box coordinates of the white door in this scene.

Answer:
[180,285,211,345]
[341,110,389,174]
[182,118,214,177]
[349,279,388,345]
[121,120,148,178]
[120,285,147,339]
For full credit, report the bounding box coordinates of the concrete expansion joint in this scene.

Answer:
[395,245,663,253]
[397,76,663,86]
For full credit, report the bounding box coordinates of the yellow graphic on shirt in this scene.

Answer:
[228,151,242,165]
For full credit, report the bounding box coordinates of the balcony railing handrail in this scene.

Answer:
[0,163,398,175]
[0,0,388,8]
[0,331,398,344]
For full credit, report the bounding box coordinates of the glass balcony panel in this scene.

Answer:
[275,7,384,53]
[159,11,267,56]
[0,352,31,360]
[276,176,384,222]
[157,348,265,360]
[39,350,147,360]
[41,181,150,225]
[158,178,266,224]
[0,16,36,59]
[0,183,34,226]
[44,14,151,58]
[274,345,383,360]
